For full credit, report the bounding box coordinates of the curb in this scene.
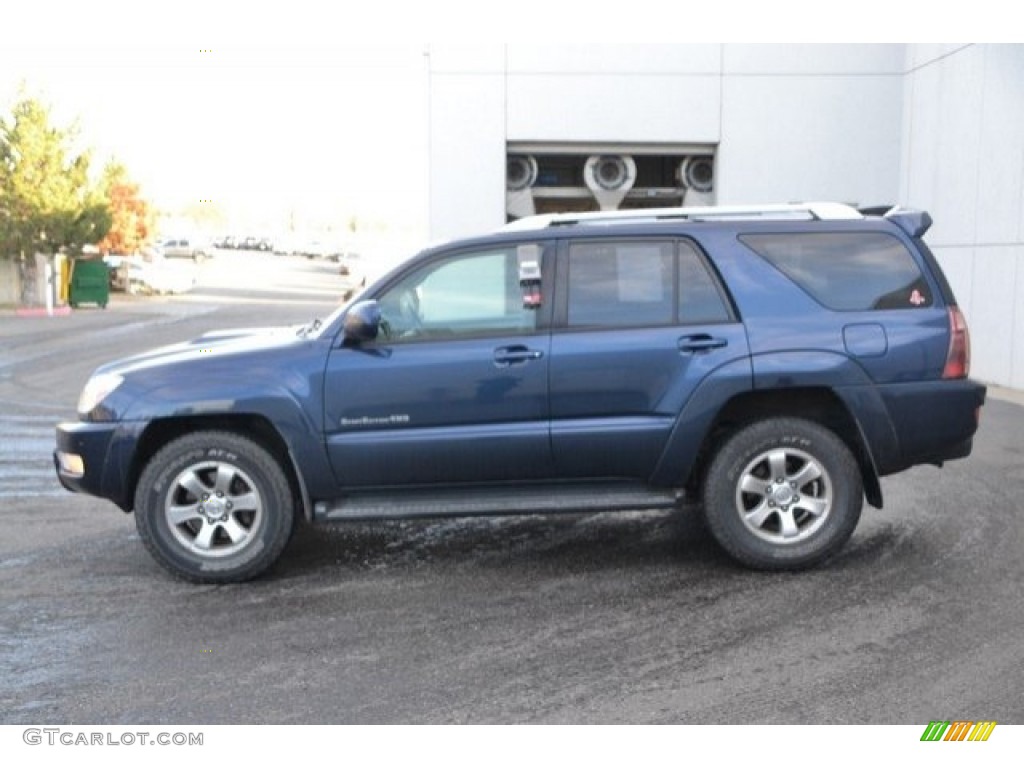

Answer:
[13,306,74,318]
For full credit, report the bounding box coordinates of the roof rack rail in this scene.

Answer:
[502,202,864,231]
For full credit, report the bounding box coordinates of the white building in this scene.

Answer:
[425,44,1024,391]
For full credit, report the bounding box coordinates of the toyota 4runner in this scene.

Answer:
[55,203,987,582]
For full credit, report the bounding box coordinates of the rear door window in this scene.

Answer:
[678,241,733,324]
[568,240,674,328]
[567,239,732,328]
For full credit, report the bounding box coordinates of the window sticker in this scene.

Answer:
[616,245,668,303]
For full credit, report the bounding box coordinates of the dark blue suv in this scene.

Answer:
[55,203,986,582]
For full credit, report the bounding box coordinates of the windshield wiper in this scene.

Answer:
[297,318,322,338]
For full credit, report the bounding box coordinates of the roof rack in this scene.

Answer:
[502,202,864,231]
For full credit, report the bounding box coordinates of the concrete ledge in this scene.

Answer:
[988,386,1024,408]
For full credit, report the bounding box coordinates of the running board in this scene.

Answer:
[314,483,683,522]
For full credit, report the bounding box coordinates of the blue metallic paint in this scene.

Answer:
[549,322,750,478]
[62,328,340,506]
[649,357,755,487]
[323,334,552,486]
[56,211,986,525]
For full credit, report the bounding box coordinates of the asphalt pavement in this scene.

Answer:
[1,250,1023,725]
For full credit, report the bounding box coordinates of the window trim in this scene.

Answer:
[676,238,737,326]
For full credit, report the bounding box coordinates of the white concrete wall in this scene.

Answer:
[428,44,905,241]
[718,45,904,205]
[427,47,507,244]
[505,45,722,144]
[900,44,1024,389]
[0,259,20,305]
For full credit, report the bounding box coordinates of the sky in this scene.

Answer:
[1,40,430,237]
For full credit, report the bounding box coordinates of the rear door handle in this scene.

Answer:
[678,334,728,354]
[494,345,544,367]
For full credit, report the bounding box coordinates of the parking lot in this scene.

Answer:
[2,249,1023,724]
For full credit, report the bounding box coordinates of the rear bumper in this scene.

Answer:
[877,378,986,474]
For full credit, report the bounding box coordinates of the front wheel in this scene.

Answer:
[702,418,863,570]
[134,431,295,582]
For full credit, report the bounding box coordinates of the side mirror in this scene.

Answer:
[343,300,381,344]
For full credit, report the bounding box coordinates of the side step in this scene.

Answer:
[314,483,683,522]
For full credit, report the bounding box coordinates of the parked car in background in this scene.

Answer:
[105,246,196,295]
[338,250,367,287]
[272,235,301,256]
[299,238,338,260]
[161,237,214,263]
[235,236,261,251]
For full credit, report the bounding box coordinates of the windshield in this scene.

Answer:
[302,244,423,339]
[301,295,358,339]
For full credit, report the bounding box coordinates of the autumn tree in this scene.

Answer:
[0,95,111,258]
[96,162,155,255]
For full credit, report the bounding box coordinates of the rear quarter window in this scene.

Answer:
[739,232,933,311]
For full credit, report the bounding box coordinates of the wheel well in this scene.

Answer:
[128,415,310,520]
[692,388,883,508]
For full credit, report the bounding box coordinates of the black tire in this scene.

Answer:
[702,418,863,570]
[134,431,295,583]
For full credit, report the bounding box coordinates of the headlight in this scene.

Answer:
[77,373,124,415]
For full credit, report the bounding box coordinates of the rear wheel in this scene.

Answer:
[702,418,863,570]
[134,431,295,582]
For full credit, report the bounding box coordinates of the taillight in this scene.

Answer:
[942,305,970,379]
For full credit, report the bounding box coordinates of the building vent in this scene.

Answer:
[584,155,637,210]
[505,145,717,221]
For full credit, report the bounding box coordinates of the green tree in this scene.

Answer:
[0,95,111,258]
[96,161,155,255]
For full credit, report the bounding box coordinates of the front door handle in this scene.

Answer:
[494,345,544,367]
[678,334,728,354]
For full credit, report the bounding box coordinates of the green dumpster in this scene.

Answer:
[69,259,110,308]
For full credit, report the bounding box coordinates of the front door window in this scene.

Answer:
[379,244,545,341]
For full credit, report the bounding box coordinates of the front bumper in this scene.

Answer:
[54,420,141,510]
